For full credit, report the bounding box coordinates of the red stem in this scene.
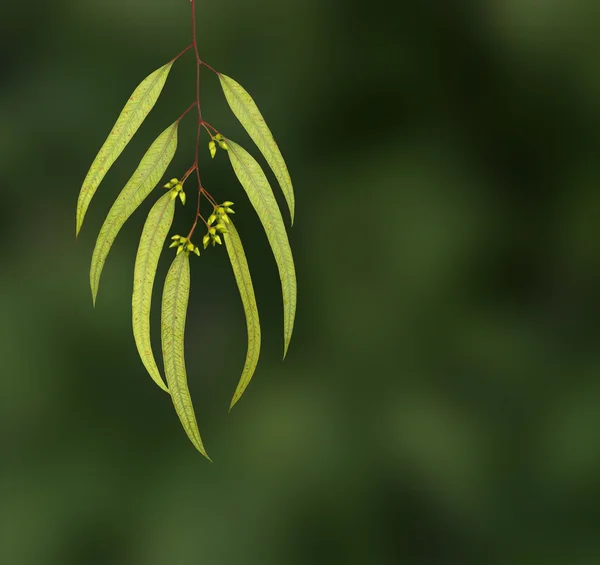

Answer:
[185,1,221,241]
[177,101,197,124]
[187,0,203,240]
[181,163,196,184]
[201,60,219,75]
[202,121,220,135]
[171,43,193,63]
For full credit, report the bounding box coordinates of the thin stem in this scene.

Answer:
[181,163,196,184]
[201,122,214,138]
[187,0,203,240]
[191,0,202,123]
[202,121,220,135]
[171,43,193,63]
[186,189,202,240]
[176,101,197,124]
[201,187,218,208]
[200,60,219,75]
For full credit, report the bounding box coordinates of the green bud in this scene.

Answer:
[209,140,217,159]
[170,190,178,200]
[207,214,216,226]
[203,234,210,249]
[215,133,224,141]
[225,208,235,214]
[176,245,184,255]
[222,201,234,207]
[209,228,216,235]
[215,235,222,245]
[179,191,186,205]
[221,214,230,224]
[169,241,179,248]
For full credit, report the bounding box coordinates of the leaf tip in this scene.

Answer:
[229,395,241,412]
[90,283,97,307]
[91,277,100,308]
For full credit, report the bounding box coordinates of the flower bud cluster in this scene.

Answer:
[203,201,235,248]
[163,178,186,205]
[208,134,229,159]
[169,235,200,256]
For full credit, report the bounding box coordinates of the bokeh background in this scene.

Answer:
[2,1,600,563]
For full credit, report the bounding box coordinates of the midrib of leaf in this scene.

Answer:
[132,192,174,393]
[165,255,189,422]
[77,62,173,235]
[162,253,210,460]
[90,122,178,304]
[220,74,295,224]
[227,140,296,357]
[224,221,261,409]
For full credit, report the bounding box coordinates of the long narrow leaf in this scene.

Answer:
[132,192,175,393]
[90,121,178,305]
[77,61,174,235]
[226,139,296,358]
[224,220,261,410]
[219,74,295,224]
[161,252,210,459]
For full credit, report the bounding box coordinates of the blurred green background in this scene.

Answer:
[3,1,600,563]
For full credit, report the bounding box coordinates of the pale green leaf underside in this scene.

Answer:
[226,139,296,358]
[219,74,295,225]
[90,122,178,305]
[161,253,210,460]
[132,192,175,393]
[77,61,173,236]
[224,220,261,410]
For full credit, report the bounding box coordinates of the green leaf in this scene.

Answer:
[161,252,211,460]
[224,220,261,410]
[132,192,175,393]
[76,61,174,236]
[226,139,296,358]
[90,121,178,305]
[219,74,295,224]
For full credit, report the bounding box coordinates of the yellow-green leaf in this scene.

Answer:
[76,61,173,236]
[161,252,210,459]
[219,74,295,224]
[226,139,296,358]
[90,122,178,305]
[224,220,261,410]
[132,192,175,393]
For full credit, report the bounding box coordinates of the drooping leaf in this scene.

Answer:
[161,252,210,459]
[224,220,261,410]
[219,74,295,224]
[90,121,178,305]
[132,192,175,393]
[226,139,296,358]
[76,61,174,236]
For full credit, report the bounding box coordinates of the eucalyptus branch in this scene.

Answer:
[75,0,297,459]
